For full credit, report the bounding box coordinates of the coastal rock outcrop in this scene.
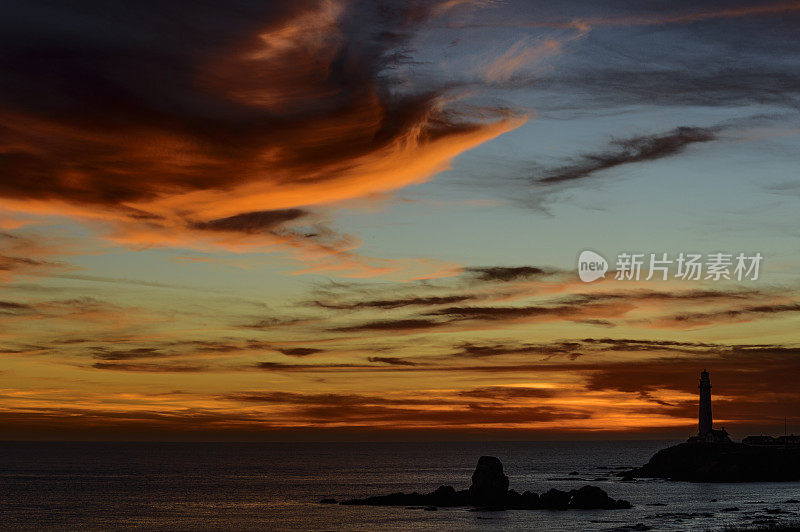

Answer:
[568,485,632,509]
[337,456,631,511]
[339,486,470,507]
[504,489,540,510]
[622,442,800,482]
[539,488,571,510]
[469,455,509,505]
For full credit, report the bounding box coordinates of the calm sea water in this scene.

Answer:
[1,440,799,531]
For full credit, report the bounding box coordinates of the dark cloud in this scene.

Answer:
[89,340,276,361]
[236,339,800,377]
[444,338,800,366]
[0,232,66,280]
[465,266,552,282]
[459,386,557,399]
[306,270,760,336]
[583,348,800,403]
[188,340,246,353]
[88,340,325,362]
[560,288,762,305]
[315,294,476,310]
[92,362,209,372]
[305,264,568,318]
[578,337,721,352]
[0,300,34,314]
[238,317,310,330]
[0,344,49,355]
[658,302,800,327]
[190,209,309,234]
[576,319,615,327]
[535,127,718,185]
[0,296,128,323]
[427,302,626,323]
[429,305,559,320]
[290,403,591,425]
[451,341,583,359]
[276,347,323,357]
[0,255,48,272]
[92,347,168,361]
[415,288,781,328]
[74,333,800,378]
[331,318,445,332]
[254,361,367,371]
[367,356,418,366]
[495,337,800,359]
[637,390,676,407]
[221,391,454,406]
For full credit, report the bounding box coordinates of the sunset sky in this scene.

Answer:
[1,0,800,440]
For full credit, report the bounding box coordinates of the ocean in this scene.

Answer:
[1,440,799,531]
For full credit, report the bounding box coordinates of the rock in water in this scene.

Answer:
[428,485,459,506]
[539,488,571,510]
[336,456,631,511]
[569,485,632,509]
[469,456,509,505]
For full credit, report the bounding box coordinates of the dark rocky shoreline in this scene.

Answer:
[621,442,800,482]
[325,455,631,511]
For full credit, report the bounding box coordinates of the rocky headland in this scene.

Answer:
[622,441,800,482]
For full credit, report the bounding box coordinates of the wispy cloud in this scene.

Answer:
[454,2,800,30]
[458,386,557,399]
[314,294,477,310]
[331,318,445,333]
[276,347,324,357]
[652,302,800,328]
[465,266,556,282]
[189,209,310,234]
[534,127,719,185]
[367,356,419,366]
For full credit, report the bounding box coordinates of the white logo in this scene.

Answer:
[575,251,763,282]
[578,250,608,283]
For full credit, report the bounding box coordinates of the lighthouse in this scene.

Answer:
[698,369,712,436]
[689,370,731,443]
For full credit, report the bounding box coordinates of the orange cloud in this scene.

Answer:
[0,1,525,278]
[136,107,524,221]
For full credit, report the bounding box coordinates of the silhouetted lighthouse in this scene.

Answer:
[688,369,730,443]
[699,369,712,435]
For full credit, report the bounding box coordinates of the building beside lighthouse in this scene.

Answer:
[688,369,731,443]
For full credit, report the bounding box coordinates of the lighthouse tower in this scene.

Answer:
[689,369,731,443]
[698,369,712,435]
